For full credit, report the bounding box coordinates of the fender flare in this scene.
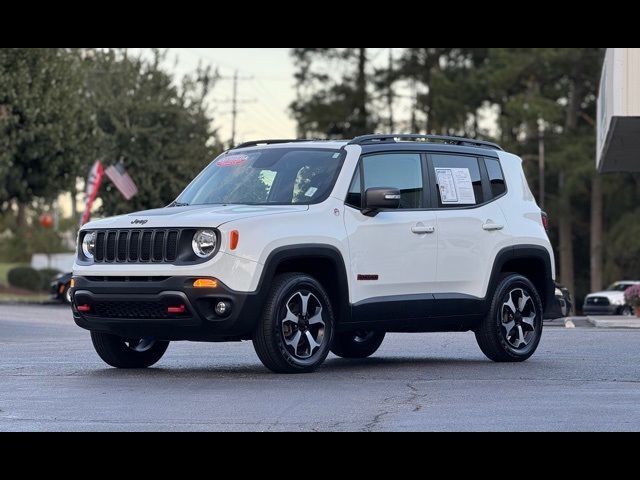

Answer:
[486,244,556,316]
[255,244,351,323]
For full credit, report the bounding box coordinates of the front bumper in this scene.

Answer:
[582,304,621,316]
[71,276,261,341]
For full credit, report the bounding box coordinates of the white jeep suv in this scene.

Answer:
[73,134,562,373]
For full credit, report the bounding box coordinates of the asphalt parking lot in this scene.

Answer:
[1,304,639,431]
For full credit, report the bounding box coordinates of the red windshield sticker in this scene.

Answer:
[217,155,248,167]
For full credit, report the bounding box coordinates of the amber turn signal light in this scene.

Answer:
[70,278,75,288]
[193,278,218,288]
[230,230,240,251]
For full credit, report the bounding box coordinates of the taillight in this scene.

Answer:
[541,211,550,232]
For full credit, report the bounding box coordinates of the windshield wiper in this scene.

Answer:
[168,201,190,207]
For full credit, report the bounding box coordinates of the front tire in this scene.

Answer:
[252,273,334,374]
[331,331,385,359]
[91,332,169,369]
[475,274,543,362]
[619,305,633,317]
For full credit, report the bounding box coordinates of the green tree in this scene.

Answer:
[0,48,87,226]
[397,48,490,135]
[290,48,375,138]
[85,49,220,216]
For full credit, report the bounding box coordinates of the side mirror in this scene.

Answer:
[362,188,401,217]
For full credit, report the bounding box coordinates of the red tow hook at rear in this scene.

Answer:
[167,305,186,314]
[77,304,91,313]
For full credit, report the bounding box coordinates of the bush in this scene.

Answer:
[624,285,640,309]
[7,267,43,292]
[39,268,62,290]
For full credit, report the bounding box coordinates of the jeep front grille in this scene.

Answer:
[93,229,184,264]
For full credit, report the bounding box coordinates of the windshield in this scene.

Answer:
[176,148,344,206]
[607,283,636,292]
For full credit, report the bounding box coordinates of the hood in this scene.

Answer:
[586,290,625,300]
[82,204,308,230]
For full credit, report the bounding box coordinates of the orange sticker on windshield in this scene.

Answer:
[217,155,248,167]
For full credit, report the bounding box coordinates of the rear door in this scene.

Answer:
[427,153,511,301]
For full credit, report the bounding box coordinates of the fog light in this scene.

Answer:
[193,278,218,288]
[215,301,232,316]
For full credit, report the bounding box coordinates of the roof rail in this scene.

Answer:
[347,134,503,151]
[232,139,316,150]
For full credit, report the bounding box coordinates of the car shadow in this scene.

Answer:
[85,355,496,380]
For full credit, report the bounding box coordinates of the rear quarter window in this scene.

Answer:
[485,158,507,198]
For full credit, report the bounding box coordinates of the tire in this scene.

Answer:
[64,283,72,304]
[331,331,386,359]
[475,274,543,363]
[90,332,169,369]
[619,305,633,317]
[252,273,334,374]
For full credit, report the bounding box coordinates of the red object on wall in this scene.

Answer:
[39,213,54,229]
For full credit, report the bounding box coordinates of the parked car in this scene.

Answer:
[50,272,73,304]
[583,281,640,316]
[71,134,563,373]
[555,285,573,317]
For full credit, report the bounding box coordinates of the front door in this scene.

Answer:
[344,152,438,318]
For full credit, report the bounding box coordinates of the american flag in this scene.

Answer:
[105,162,138,200]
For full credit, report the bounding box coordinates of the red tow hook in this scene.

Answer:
[77,304,91,312]
[167,305,186,314]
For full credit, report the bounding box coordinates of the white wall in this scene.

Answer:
[597,48,640,166]
[31,253,75,273]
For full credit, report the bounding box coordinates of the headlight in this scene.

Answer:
[611,297,625,306]
[192,229,217,258]
[81,232,96,260]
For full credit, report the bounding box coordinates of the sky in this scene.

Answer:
[155,48,298,142]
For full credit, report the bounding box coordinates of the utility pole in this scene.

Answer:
[230,70,239,147]
[387,48,395,132]
[538,120,546,209]
[220,70,254,147]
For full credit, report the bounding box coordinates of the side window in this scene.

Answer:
[431,154,484,208]
[485,158,507,198]
[362,153,424,209]
[346,166,362,208]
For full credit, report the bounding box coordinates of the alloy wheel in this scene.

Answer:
[281,290,326,360]
[500,288,538,349]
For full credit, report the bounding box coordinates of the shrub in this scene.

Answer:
[7,267,43,292]
[624,285,640,308]
[39,268,62,290]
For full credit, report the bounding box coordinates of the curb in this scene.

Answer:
[587,316,640,329]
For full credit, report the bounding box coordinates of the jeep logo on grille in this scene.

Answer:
[131,219,148,226]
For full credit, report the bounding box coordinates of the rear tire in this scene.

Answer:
[476,274,543,363]
[91,332,169,369]
[252,273,334,374]
[331,331,385,359]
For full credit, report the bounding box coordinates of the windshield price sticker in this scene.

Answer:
[217,155,249,167]
[435,168,476,205]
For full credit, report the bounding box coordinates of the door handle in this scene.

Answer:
[412,225,435,235]
[482,222,504,231]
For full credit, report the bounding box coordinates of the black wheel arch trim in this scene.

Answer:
[487,244,558,319]
[255,244,351,325]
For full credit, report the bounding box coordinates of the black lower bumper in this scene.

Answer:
[72,276,261,341]
[582,305,620,316]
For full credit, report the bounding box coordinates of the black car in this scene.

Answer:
[50,272,73,304]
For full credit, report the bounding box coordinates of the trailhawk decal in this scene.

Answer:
[357,274,379,281]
